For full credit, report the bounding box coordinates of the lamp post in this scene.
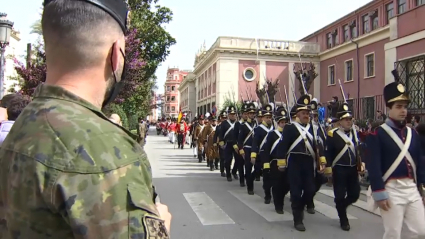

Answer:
[0,13,14,99]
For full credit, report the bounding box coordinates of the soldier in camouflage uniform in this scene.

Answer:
[0,0,171,238]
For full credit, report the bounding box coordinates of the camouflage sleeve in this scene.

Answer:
[52,162,170,239]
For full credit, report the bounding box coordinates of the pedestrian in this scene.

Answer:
[0,96,30,146]
[366,78,425,239]
[0,0,171,238]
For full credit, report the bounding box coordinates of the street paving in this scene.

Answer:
[145,127,384,239]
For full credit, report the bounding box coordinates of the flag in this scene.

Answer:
[177,106,183,123]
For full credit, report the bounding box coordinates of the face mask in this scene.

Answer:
[102,45,128,108]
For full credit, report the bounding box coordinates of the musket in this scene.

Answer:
[245,87,251,102]
[338,79,363,172]
[283,85,291,123]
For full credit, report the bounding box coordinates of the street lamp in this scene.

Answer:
[0,13,14,99]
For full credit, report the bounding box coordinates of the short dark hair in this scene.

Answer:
[1,94,20,108]
[42,0,122,70]
[7,97,31,121]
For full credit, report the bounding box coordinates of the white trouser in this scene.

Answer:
[193,142,198,156]
[186,133,190,144]
[169,132,175,143]
[380,178,425,239]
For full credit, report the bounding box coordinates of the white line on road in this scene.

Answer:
[229,189,293,222]
[284,194,357,220]
[183,192,235,226]
[318,189,380,216]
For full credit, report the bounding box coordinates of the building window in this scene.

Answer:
[345,60,353,82]
[398,0,406,14]
[365,53,375,78]
[166,96,170,102]
[167,86,170,92]
[362,15,370,34]
[418,0,425,6]
[171,96,175,101]
[171,106,175,112]
[343,25,350,42]
[372,15,379,30]
[243,68,256,81]
[166,106,170,112]
[386,3,394,23]
[174,76,177,80]
[362,97,375,120]
[326,33,332,49]
[350,21,357,38]
[171,86,175,91]
[332,30,339,45]
[328,65,335,85]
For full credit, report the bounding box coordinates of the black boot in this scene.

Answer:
[337,206,350,231]
[306,201,315,214]
[275,206,284,214]
[293,210,306,231]
[198,154,202,163]
[214,159,219,169]
[221,172,226,177]
[209,162,214,171]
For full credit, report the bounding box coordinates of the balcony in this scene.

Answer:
[211,36,320,54]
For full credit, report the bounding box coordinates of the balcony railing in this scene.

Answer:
[211,36,320,54]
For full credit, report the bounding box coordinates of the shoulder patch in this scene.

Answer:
[143,215,170,238]
[327,128,338,137]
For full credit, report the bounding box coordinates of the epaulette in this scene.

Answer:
[327,128,338,137]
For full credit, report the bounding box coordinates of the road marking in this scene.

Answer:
[284,194,357,220]
[229,189,293,222]
[318,189,380,216]
[183,192,235,226]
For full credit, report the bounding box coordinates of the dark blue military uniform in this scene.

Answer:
[278,95,327,231]
[251,104,274,203]
[306,100,327,213]
[219,106,242,182]
[238,102,257,192]
[214,111,227,177]
[253,107,264,181]
[261,106,290,213]
[325,102,360,231]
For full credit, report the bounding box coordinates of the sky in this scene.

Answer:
[5,0,372,94]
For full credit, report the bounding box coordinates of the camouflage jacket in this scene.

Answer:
[0,85,169,239]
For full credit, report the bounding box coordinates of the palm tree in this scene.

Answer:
[30,19,42,36]
[30,7,43,36]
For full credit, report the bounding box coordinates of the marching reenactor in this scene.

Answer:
[201,115,219,170]
[251,103,274,203]
[366,72,425,239]
[253,104,263,181]
[306,99,328,214]
[214,111,228,177]
[238,102,257,194]
[232,103,248,186]
[278,94,327,231]
[261,106,290,213]
[176,118,189,149]
[325,101,361,231]
[190,117,198,151]
[218,106,240,182]
[193,116,205,162]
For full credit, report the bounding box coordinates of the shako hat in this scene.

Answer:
[208,115,217,121]
[275,106,288,122]
[227,106,237,114]
[220,110,228,118]
[241,101,250,113]
[310,98,319,115]
[383,70,409,106]
[336,102,352,120]
[296,94,311,112]
[247,102,256,113]
[262,103,274,116]
[198,115,204,120]
[257,108,263,117]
